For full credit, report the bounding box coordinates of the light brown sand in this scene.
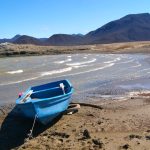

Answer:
[0,94,150,150]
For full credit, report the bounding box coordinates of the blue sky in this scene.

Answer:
[0,0,150,38]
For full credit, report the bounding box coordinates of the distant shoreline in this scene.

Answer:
[0,41,150,58]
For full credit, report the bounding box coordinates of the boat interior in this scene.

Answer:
[31,87,66,99]
[31,82,72,100]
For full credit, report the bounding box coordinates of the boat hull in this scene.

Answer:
[34,95,72,124]
[16,80,73,125]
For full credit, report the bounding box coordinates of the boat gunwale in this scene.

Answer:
[16,80,74,105]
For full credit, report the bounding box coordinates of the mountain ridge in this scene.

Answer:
[1,13,150,45]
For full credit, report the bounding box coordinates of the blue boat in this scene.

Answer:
[16,80,74,125]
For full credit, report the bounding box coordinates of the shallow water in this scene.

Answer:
[0,53,150,105]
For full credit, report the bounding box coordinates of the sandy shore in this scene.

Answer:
[0,94,150,150]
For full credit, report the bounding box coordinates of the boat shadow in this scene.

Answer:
[0,105,63,150]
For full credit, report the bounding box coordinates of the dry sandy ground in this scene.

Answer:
[1,41,150,57]
[0,94,150,150]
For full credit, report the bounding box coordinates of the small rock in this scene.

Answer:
[129,134,142,140]
[72,129,76,132]
[136,141,140,145]
[97,121,103,125]
[66,124,70,126]
[87,141,92,144]
[55,139,62,145]
[48,135,51,138]
[83,129,91,139]
[51,132,70,138]
[92,139,103,148]
[101,128,105,132]
[66,139,71,143]
[43,132,48,136]
[87,113,94,117]
[59,138,63,143]
[21,145,27,149]
[122,144,130,149]
[145,135,150,140]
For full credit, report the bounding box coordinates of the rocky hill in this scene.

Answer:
[85,13,150,44]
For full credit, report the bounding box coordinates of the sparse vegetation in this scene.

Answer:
[0,41,150,57]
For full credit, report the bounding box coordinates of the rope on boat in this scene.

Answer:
[26,114,38,141]
[65,103,81,115]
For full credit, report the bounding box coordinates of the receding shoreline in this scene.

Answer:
[1,41,150,57]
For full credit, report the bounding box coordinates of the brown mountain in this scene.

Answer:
[13,35,42,45]
[1,13,150,45]
[85,13,150,44]
[45,13,150,45]
[45,34,84,46]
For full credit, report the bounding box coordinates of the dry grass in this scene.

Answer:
[0,41,150,57]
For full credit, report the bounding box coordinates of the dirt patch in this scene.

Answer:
[1,96,150,149]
